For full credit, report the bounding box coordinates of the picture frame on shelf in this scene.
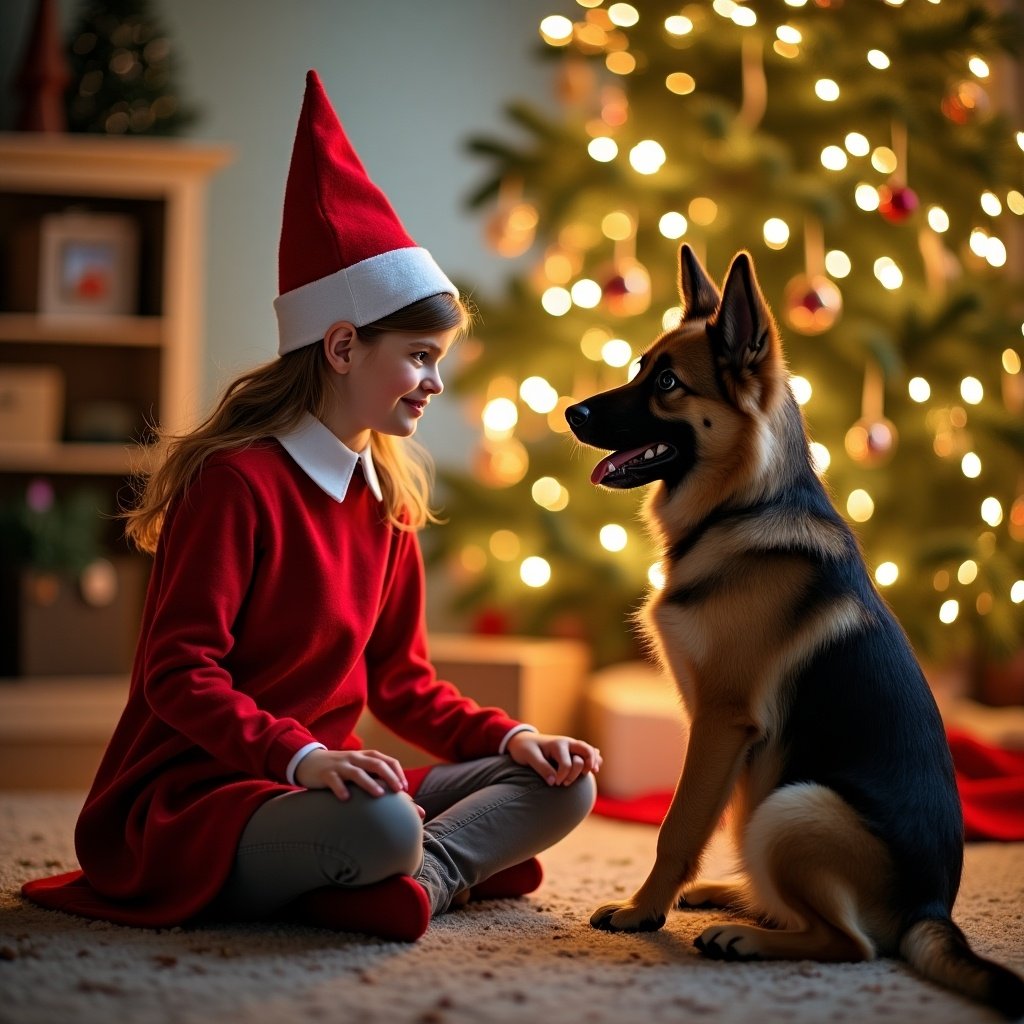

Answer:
[38,211,138,316]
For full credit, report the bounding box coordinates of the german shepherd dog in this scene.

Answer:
[566,245,1024,1018]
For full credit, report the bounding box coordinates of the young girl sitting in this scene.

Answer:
[22,70,599,942]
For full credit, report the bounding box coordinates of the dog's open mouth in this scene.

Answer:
[590,443,677,488]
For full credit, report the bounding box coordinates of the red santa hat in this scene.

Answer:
[274,70,458,355]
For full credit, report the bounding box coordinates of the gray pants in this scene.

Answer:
[215,755,596,918]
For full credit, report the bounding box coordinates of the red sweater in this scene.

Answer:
[22,442,521,925]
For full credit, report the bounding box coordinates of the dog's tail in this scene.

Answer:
[900,915,1024,1019]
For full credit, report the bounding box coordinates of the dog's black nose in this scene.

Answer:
[566,403,590,429]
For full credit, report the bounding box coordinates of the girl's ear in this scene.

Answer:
[323,321,359,374]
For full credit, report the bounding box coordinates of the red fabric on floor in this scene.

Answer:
[592,727,1024,842]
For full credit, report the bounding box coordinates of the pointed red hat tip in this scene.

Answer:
[278,69,417,295]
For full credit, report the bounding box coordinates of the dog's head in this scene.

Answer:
[566,245,791,503]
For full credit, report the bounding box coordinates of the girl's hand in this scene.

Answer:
[506,731,602,786]
[295,747,410,803]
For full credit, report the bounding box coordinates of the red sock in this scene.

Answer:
[469,857,543,901]
[279,875,431,942]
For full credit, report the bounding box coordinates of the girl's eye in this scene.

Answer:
[657,369,680,392]
[413,351,429,364]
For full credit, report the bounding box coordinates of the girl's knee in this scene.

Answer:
[338,789,424,879]
[565,770,597,823]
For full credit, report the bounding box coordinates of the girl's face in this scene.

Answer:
[325,326,457,451]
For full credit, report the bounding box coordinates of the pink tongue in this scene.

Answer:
[591,445,653,485]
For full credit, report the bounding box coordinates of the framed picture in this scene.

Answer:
[38,211,138,316]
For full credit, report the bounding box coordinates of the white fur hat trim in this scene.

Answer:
[274,246,458,355]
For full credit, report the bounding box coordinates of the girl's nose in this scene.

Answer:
[424,370,443,396]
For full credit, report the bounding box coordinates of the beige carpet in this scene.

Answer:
[1,792,1022,1024]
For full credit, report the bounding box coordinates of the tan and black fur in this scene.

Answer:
[566,245,1024,1018]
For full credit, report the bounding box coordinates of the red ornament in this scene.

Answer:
[783,274,842,335]
[877,184,919,224]
[473,607,511,636]
[599,258,651,317]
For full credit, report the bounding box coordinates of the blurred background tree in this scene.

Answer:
[427,0,1024,684]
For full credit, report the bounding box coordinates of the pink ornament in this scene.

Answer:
[783,274,842,335]
[878,184,919,224]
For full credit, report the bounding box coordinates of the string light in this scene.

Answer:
[958,560,979,585]
[599,524,628,551]
[606,52,636,75]
[871,147,898,174]
[588,137,618,162]
[608,3,639,27]
[960,377,984,404]
[815,79,840,102]
[648,562,666,589]
[659,212,688,238]
[520,556,551,588]
[602,338,633,367]
[874,257,903,289]
[855,184,880,211]
[875,561,899,586]
[927,206,950,232]
[541,286,572,316]
[1003,349,1022,374]
[629,139,667,174]
[981,191,1002,216]
[969,55,990,78]
[1008,190,1024,215]
[908,377,931,402]
[844,132,870,156]
[763,217,790,248]
[961,452,982,478]
[570,278,602,308]
[520,376,559,413]
[532,476,569,511]
[980,498,1003,527]
[809,442,830,474]
[666,72,696,95]
[790,375,812,404]
[482,397,518,438]
[777,25,802,45]
[665,15,693,35]
[867,49,891,69]
[847,489,875,522]
[489,530,520,561]
[688,197,718,225]
[821,145,848,171]
[939,599,959,624]
[539,15,574,46]
[662,306,682,330]
[1012,581,1024,604]
[823,250,851,278]
[602,210,633,240]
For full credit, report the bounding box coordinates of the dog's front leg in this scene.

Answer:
[591,712,758,933]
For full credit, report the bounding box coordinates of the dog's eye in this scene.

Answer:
[657,370,680,392]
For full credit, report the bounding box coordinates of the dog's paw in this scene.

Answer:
[693,924,761,961]
[677,880,743,910]
[590,900,666,933]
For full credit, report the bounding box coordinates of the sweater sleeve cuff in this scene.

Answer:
[286,741,327,785]
[499,724,537,754]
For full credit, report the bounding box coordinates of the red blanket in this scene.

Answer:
[593,727,1024,842]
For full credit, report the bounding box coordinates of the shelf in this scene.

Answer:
[0,440,152,475]
[0,313,162,347]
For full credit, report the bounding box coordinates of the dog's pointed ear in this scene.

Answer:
[710,251,784,412]
[678,244,720,321]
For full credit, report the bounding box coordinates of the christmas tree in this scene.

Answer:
[64,0,198,135]
[428,0,1024,676]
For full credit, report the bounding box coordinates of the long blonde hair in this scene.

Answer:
[124,293,469,553]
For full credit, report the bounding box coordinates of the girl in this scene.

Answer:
[22,70,599,942]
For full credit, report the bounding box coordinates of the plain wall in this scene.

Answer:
[1,0,576,468]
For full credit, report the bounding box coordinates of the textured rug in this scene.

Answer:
[1,792,1022,1024]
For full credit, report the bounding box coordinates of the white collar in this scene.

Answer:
[275,413,383,503]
